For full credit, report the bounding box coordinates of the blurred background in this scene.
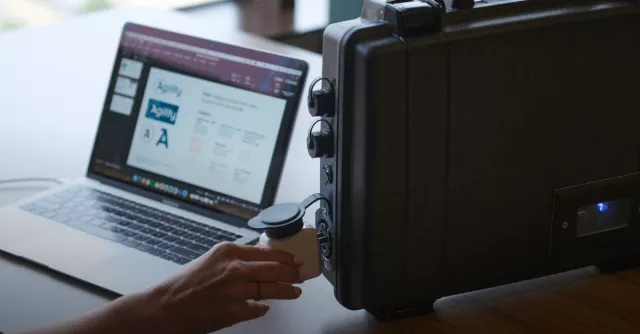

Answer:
[0,0,366,53]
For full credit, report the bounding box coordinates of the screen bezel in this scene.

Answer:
[86,22,309,227]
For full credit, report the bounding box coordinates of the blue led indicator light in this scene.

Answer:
[597,202,608,212]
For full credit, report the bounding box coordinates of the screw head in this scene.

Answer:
[562,222,569,229]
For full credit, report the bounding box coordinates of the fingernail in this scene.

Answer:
[294,287,302,296]
[294,256,304,266]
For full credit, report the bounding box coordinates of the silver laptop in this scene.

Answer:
[0,22,309,295]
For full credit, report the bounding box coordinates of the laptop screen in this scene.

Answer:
[88,23,308,221]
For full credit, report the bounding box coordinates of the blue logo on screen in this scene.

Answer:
[146,99,179,125]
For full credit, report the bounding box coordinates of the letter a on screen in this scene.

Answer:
[156,128,169,148]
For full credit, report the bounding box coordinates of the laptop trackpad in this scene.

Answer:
[77,251,181,295]
[10,225,124,273]
[0,209,53,245]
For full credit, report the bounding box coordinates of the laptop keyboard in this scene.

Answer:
[20,186,243,265]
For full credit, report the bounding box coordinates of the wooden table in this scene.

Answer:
[1,6,640,334]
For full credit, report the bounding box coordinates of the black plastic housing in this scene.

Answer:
[317,0,640,319]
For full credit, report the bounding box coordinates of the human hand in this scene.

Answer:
[140,242,304,334]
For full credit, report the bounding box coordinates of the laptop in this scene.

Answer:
[0,23,309,295]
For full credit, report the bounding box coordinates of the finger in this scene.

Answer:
[255,282,302,300]
[232,300,270,323]
[235,245,303,267]
[241,261,302,283]
[229,282,302,301]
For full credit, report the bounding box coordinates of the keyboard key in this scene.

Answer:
[46,196,66,205]
[175,222,191,230]
[193,236,209,244]
[53,204,69,212]
[140,228,155,235]
[147,221,163,229]
[117,220,132,227]
[110,226,125,234]
[175,239,193,247]
[137,244,154,252]
[105,216,121,224]
[120,230,137,238]
[188,226,206,235]
[150,213,165,222]
[172,229,187,237]
[53,215,73,224]
[205,225,224,233]
[84,207,97,214]
[85,218,103,226]
[70,196,84,203]
[168,246,200,260]
[132,208,146,215]
[147,248,166,257]
[112,209,127,217]
[63,203,77,209]
[184,218,199,225]
[182,233,199,241]
[74,206,89,213]
[21,203,37,211]
[76,216,92,223]
[135,217,154,225]
[102,206,115,213]
[188,243,210,254]
[144,238,162,246]
[122,239,141,248]
[160,253,177,262]
[156,242,174,250]
[127,223,144,231]
[35,201,60,211]
[94,211,109,219]
[159,225,175,233]
[202,239,218,248]
[199,230,215,238]
[133,234,149,242]
[40,210,56,219]
[99,223,116,230]
[151,231,168,239]
[56,208,71,215]
[54,192,74,199]
[26,208,45,215]
[165,213,181,222]
[162,235,179,243]
[172,257,191,265]
[218,234,235,242]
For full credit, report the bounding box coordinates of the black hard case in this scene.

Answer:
[316,0,640,318]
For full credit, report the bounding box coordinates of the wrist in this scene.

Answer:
[106,286,179,334]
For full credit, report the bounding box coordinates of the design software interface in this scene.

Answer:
[90,24,308,220]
